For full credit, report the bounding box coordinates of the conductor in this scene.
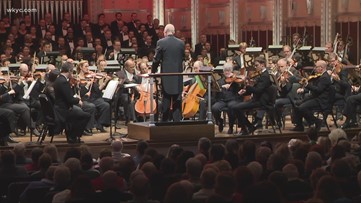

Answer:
[152,24,185,122]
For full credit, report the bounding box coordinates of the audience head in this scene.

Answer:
[328,128,347,146]
[111,139,124,152]
[197,137,212,158]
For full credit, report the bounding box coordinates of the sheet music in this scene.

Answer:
[23,80,37,100]
[102,80,119,100]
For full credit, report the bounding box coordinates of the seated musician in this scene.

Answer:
[292,60,331,132]
[77,60,111,132]
[232,42,247,72]
[116,59,141,125]
[274,58,302,127]
[0,107,16,146]
[230,56,273,136]
[0,64,40,137]
[328,52,351,101]
[212,63,242,134]
[53,62,91,143]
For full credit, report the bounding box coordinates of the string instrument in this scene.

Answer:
[182,77,207,118]
[289,38,301,59]
[333,33,340,54]
[135,81,157,116]
[299,73,322,86]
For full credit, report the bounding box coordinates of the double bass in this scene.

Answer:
[182,76,207,118]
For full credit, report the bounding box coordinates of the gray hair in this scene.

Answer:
[223,62,233,72]
[164,24,175,36]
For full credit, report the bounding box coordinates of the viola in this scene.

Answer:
[225,75,245,84]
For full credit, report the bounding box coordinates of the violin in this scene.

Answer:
[225,75,245,84]
[299,73,322,86]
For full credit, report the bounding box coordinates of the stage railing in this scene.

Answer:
[148,72,213,126]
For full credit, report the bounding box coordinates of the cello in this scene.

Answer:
[182,76,207,118]
[135,79,157,117]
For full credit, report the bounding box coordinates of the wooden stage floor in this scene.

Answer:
[7,117,360,149]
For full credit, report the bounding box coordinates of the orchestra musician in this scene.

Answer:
[116,59,141,125]
[336,39,352,65]
[212,63,242,134]
[291,33,302,49]
[292,60,331,132]
[232,42,247,72]
[327,52,351,100]
[77,60,111,133]
[274,58,302,127]
[230,56,273,136]
[53,62,91,143]
[0,64,40,137]
[184,61,207,120]
[342,85,361,129]
[0,107,16,146]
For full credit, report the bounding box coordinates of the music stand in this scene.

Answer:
[88,65,98,72]
[102,80,123,141]
[104,65,121,75]
[8,63,21,74]
[42,51,60,65]
[297,46,314,66]
[119,48,137,66]
[227,44,239,57]
[244,47,264,70]
[35,64,47,72]
[267,45,283,58]
[311,47,327,64]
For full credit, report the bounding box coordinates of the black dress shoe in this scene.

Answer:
[96,126,107,133]
[291,126,304,132]
[218,119,224,133]
[83,129,92,136]
[235,130,249,136]
[7,136,19,143]
[227,128,233,134]
[31,129,41,137]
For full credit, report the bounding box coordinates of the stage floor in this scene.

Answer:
[8,116,349,145]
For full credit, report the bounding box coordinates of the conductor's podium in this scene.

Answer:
[128,121,215,141]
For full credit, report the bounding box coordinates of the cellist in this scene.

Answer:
[182,61,207,120]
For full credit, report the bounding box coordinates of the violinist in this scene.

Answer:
[274,58,301,127]
[328,52,351,100]
[292,60,331,132]
[0,64,40,137]
[77,60,110,133]
[53,62,91,143]
[211,63,242,134]
[230,56,272,136]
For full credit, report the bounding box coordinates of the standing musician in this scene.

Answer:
[212,63,242,134]
[116,59,141,125]
[152,24,184,122]
[230,56,273,136]
[232,42,247,72]
[53,62,91,143]
[291,60,331,132]
[274,58,302,126]
[77,60,111,132]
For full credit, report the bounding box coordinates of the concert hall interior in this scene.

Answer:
[1,0,361,202]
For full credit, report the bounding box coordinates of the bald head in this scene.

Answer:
[164,24,175,36]
[19,63,29,76]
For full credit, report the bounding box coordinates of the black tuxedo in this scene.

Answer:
[115,69,141,123]
[230,69,272,130]
[294,71,331,128]
[53,74,90,141]
[194,43,204,59]
[152,35,185,122]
